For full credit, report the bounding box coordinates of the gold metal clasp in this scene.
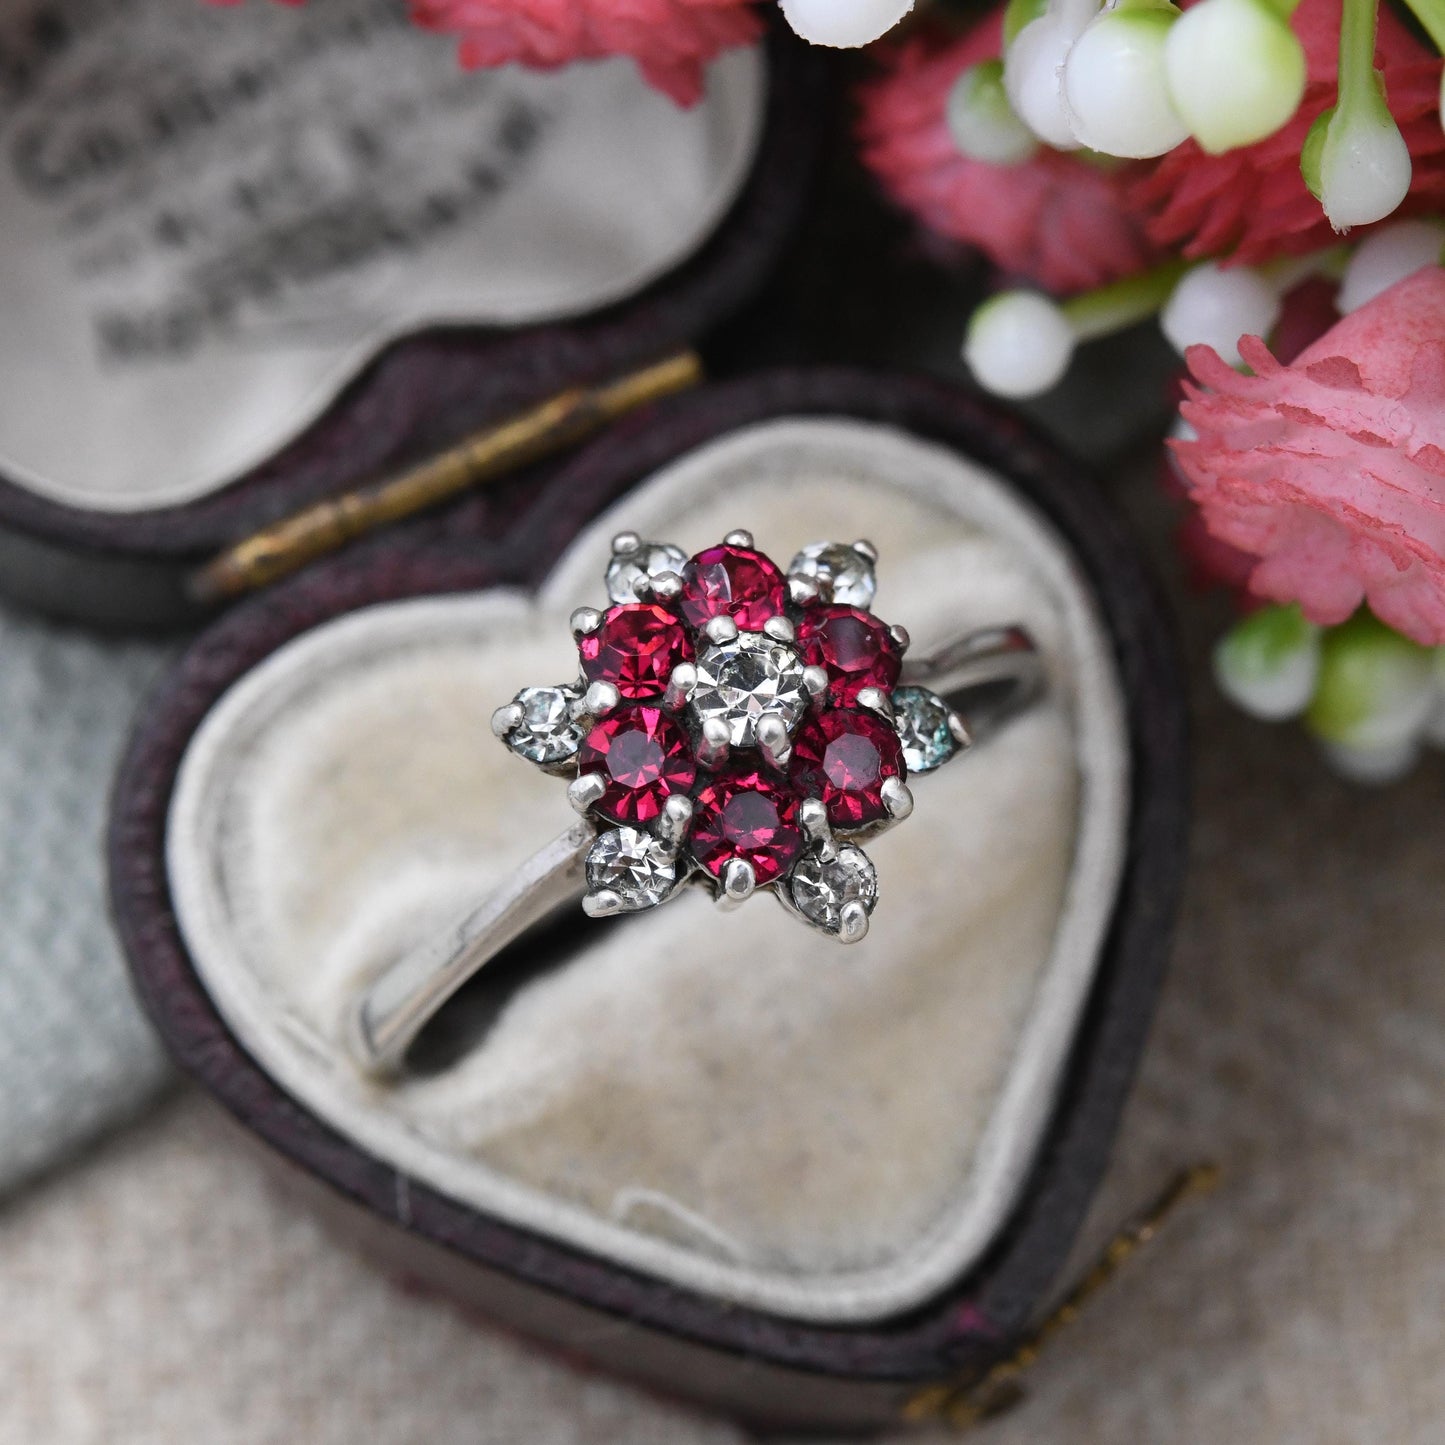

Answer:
[188,349,705,605]
[904,1163,1222,1432]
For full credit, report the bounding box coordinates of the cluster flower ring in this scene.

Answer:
[491,529,974,944]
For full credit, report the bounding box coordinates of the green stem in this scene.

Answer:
[1337,0,1381,114]
[1398,0,1445,53]
[1061,259,1190,341]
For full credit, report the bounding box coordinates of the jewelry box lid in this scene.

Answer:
[0,1,822,631]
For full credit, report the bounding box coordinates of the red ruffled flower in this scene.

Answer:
[409,0,763,106]
[856,14,1162,295]
[1172,266,1445,645]
[1133,0,1445,265]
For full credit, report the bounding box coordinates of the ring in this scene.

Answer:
[350,530,1044,1076]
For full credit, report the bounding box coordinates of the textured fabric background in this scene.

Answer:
[0,607,173,1195]
[0,468,1440,1442]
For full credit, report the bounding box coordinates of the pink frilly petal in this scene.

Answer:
[1172,268,1445,644]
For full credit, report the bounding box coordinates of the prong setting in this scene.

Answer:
[704,615,740,646]
[657,795,694,854]
[582,889,624,919]
[568,772,607,816]
[664,662,697,714]
[723,529,755,549]
[573,680,621,719]
[717,857,756,910]
[757,714,793,771]
[889,624,911,654]
[881,777,914,822]
[762,615,796,643]
[856,686,896,723]
[490,702,523,739]
[697,716,731,770]
[611,532,642,557]
[570,606,603,640]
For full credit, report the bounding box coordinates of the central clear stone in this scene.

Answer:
[690,633,809,747]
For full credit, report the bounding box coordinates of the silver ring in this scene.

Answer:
[350,532,1045,1077]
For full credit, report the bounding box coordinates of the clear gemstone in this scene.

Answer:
[690,633,810,747]
[790,845,878,933]
[606,541,689,604]
[586,827,679,911]
[506,686,584,765]
[788,542,878,609]
[893,686,959,773]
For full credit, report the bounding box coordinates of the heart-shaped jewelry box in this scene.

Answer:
[0,0,819,629]
[110,368,1188,1434]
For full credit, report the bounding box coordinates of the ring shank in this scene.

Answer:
[349,627,1045,1077]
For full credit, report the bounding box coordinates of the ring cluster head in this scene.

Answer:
[492,531,966,944]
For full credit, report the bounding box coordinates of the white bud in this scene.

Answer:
[1160,261,1282,365]
[1305,93,1413,231]
[1213,606,1320,721]
[1061,4,1190,159]
[1003,0,1100,150]
[963,291,1076,399]
[779,0,916,48]
[1163,0,1306,154]
[1337,220,1445,312]
[947,61,1039,165]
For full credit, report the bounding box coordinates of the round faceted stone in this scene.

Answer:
[606,541,688,605]
[579,706,696,824]
[790,845,879,934]
[788,541,877,609]
[797,605,903,706]
[893,686,960,773]
[691,633,810,747]
[587,827,679,912]
[505,685,585,765]
[689,768,804,885]
[579,602,693,701]
[790,709,904,827]
[679,544,787,630]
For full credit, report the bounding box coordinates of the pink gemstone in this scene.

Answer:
[579,603,693,700]
[579,706,697,825]
[790,710,904,828]
[798,605,902,706]
[690,768,804,885]
[679,545,787,631]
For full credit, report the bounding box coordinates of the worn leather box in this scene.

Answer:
[110,368,1188,1434]
[21,1,1187,1431]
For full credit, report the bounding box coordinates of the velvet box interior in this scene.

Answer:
[0,0,818,629]
[111,368,1188,1434]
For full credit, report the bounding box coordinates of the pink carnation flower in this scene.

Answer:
[855,15,1161,295]
[1133,0,1445,265]
[409,0,763,106]
[1172,266,1445,645]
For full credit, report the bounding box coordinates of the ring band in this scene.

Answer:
[350,534,1045,1077]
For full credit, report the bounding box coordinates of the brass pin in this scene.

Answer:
[188,350,704,605]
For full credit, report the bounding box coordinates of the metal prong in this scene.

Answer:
[881,777,914,822]
[798,797,838,863]
[568,772,607,815]
[704,615,739,646]
[803,665,830,700]
[757,714,793,771]
[651,570,683,602]
[611,532,642,557]
[664,662,697,713]
[723,529,755,549]
[697,718,731,770]
[789,575,823,608]
[762,615,795,643]
[890,624,911,654]
[852,538,879,564]
[631,574,655,601]
[839,900,871,945]
[717,857,756,910]
[856,686,896,723]
[657,794,694,853]
[571,606,603,640]
[490,702,523,740]
[947,709,973,750]
[583,890,624,919]
[573,680,620,719]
